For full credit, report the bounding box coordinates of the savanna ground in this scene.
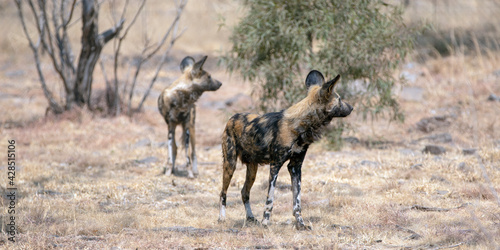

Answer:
[1,0,500,249]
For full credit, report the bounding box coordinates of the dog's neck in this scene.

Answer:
[282,86,330,145]
[169,79,204,105]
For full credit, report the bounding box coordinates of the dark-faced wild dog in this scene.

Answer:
[218,70,353,230]
[158,56,222,178]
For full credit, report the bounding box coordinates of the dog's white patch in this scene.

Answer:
[219,204,226,221]
[192,156,198,174]
[168,138,174,165]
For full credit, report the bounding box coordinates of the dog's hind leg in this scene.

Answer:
[189,108,198,176]
[241,163,258,223]
[219,132,237,222]
[165,124,177,176]
[182,109,197,178]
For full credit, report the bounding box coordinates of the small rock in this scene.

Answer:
[360,160,379,167]
[399,148,419,156]
[487,94,500,102]
[343,136,360,144]
[135,156,159,165]
[437,190,449,195]
[423,145,446,155]
[133,138,151,148]
[410,163,423,170]
[431,175,447,183]
[457,162,472,173]
[416,116,450,133]
[462,148,477,155]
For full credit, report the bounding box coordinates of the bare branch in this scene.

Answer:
[99,60,111,90]
[110,0,146,115]
[410,203,469,212]
[99,19,125,44]
[63,0,78,27]
[119,0,130,26]
[14,0,64,114]
[59,0,77,73]
[27,0,75,99]
[130,0,187,114]
[136,14,187,112]
[39,1,58,67]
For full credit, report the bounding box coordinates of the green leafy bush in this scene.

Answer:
[222,0,415,123]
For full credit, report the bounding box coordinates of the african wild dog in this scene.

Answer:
[218,70,353,230]
[158,56,222,178]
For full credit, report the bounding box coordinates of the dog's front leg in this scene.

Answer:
[262,163,282,227]
[287,150,311,230]
[165,125,177,176]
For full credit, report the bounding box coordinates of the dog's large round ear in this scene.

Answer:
[180,56,195,73]
[192,55,208,77]
[320,74,341,100]
[305,70,325,89]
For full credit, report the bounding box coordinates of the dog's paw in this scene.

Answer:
[163,167,173,176]
[246,216,259,224]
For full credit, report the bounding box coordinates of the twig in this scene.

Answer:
[132,0,188,114]
[99,60,111,91]
[14,0,64,114]
[111,0,146,115]
[395,225,421,240]
[411,205,450,212]
[410,203,469,212]
[136,27,187,112]
[430,242,465,250]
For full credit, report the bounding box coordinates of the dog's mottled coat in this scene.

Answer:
[218,70,353,229]
[158,56,222,178]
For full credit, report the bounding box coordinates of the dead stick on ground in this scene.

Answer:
[410,203,470,212]
[430,242,465,250]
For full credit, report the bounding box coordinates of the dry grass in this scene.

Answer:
[1,0,500,249]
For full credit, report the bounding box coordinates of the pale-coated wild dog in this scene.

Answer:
[218,70,353,230]
[158,56,222,178]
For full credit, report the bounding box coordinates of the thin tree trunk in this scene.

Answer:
[74,0,123,107]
